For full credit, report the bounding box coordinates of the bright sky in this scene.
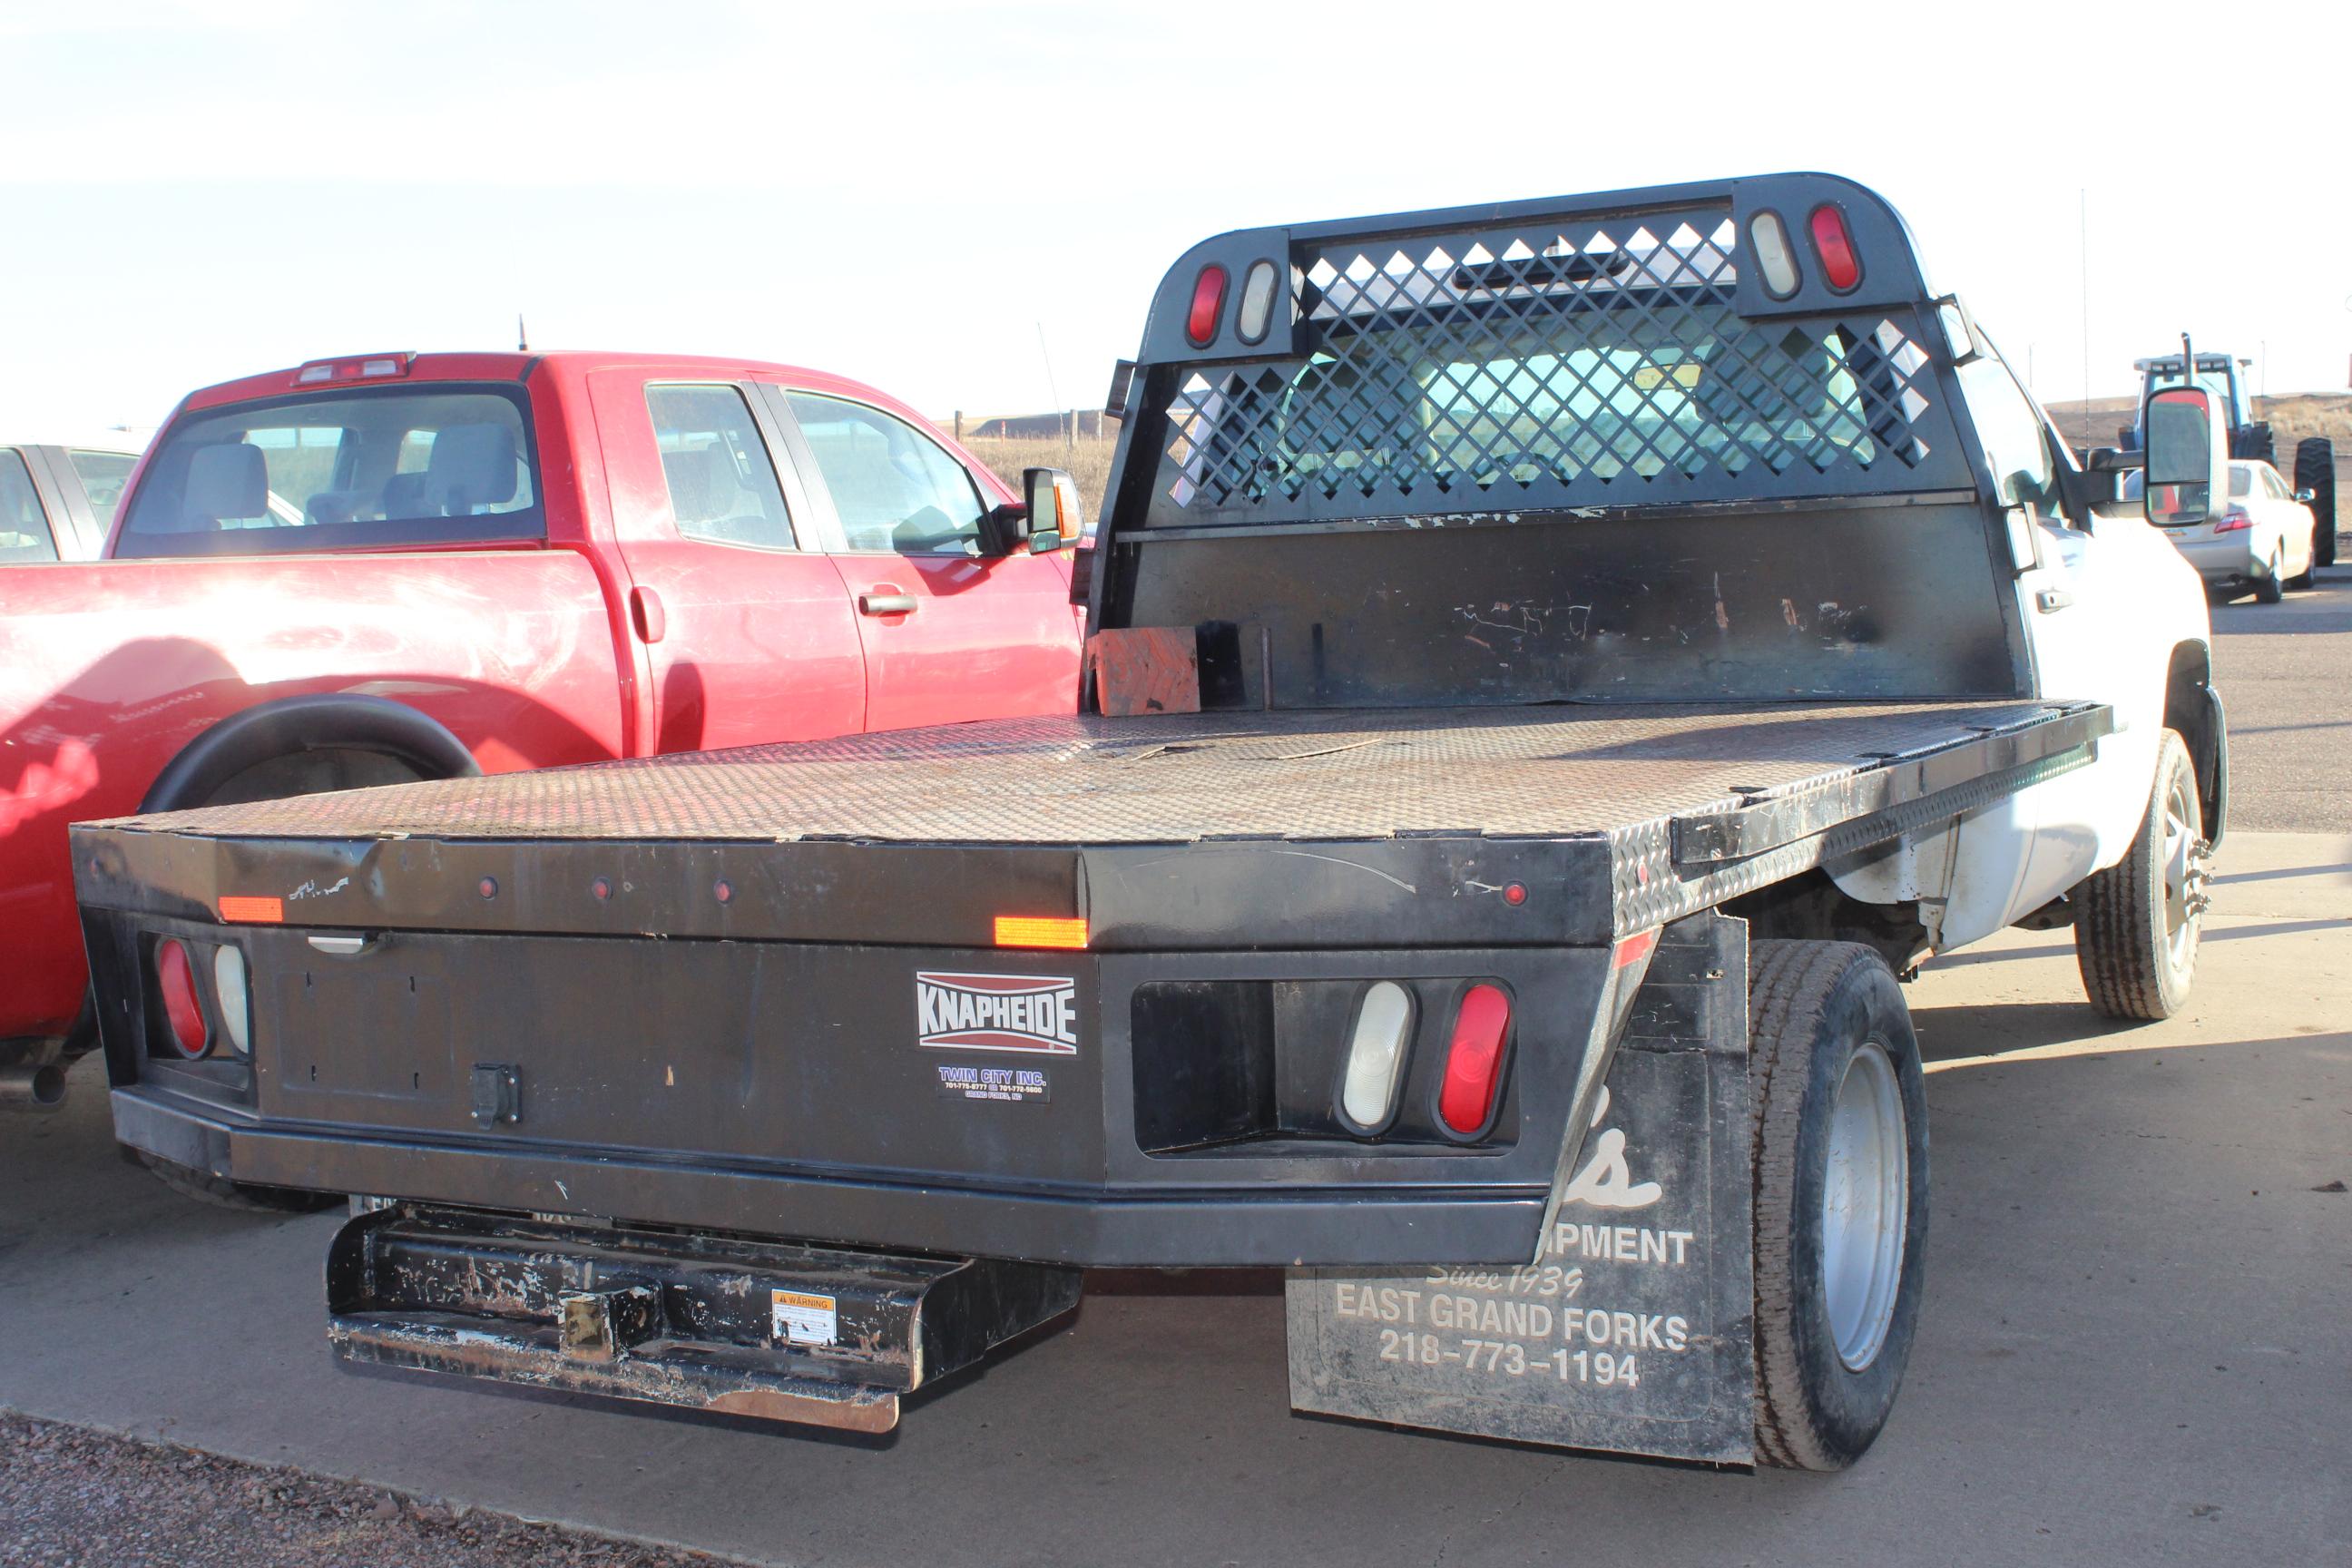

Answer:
[4,0,2347,436]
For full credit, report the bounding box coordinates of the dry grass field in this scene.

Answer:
[2045,390,2352,475]
[959,388,2350,541]
[957,433,1120,521]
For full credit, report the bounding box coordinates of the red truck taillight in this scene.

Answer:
[1185,265,1229,348]
[1808,204,1862,293]
[1436,984,1514,1136]
[155,939,210,1058]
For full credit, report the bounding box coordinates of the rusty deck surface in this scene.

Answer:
[101,701,2090,848]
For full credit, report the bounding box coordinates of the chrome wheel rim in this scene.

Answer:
[1822,1040,1906,1372]
[2161,769,2203,970]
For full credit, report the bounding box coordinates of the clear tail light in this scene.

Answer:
[1338,981,1416,1132]
[1748,211,1800,299]
[211,944,251,1057]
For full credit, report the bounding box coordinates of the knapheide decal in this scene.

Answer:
[916,972,1079,1054]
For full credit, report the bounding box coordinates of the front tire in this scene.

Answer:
[1748,940,1930,1471]
[2074,730,2207,1020]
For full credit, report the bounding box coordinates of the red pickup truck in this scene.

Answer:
[2,350,1084,1111]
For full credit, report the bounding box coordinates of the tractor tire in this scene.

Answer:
[1747,940,1930,1471]
[2075,730,2208,1020]
[2294,438,2336,569]
[135,1151,339,1214]
[2231,422,2276,466]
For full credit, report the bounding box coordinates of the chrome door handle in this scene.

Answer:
[858,593,917,616]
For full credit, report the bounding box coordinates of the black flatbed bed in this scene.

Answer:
[80,699,2108,954]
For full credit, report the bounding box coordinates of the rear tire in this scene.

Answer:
[136,1152,338,1214]
[2253,550,2284,603]
[130,700,477,1212]
[2074,730,2207,1020]
[1748,940,1929,1471]
[2294,437,2335,569]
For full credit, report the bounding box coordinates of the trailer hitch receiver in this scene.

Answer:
[327,1205,1082,1433]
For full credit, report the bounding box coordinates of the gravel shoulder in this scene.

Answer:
[0,1413,746,1568]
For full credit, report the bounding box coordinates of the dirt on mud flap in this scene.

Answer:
[1287,916,1758,1464]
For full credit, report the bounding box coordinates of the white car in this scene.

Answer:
[2129,459,2318,603]
[1,434,147,562]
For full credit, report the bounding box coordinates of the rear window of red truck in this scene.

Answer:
[113,385,541,557]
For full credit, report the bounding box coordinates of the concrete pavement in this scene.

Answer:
[1,830,2344,1568]
[5,572,2348,1567]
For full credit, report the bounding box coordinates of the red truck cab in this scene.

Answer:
[0,350,1083,1103]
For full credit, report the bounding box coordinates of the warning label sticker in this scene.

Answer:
[771,1289,838,1347]
[936,1063,1051,1104]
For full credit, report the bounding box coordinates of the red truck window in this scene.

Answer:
[0,450,59,562]
[114,386,541,557]
[65,448,137,531]
[785,393,986,555]
[646,386,798,552]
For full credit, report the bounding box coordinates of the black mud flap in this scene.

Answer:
[1286,915,1757,1464]
[328,1206,1081,1434]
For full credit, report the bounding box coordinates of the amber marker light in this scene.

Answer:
[993,916,1089,950]
[217,895,285,924]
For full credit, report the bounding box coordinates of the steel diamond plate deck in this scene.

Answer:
[107,701,2087,848]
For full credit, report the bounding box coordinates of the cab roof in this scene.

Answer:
[177,350,918,418]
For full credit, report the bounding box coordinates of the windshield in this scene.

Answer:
[2122,465,2254,502]
[114,386,539,557]
[2146,363,2250,426]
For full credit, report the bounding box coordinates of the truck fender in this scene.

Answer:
[2162,642,2227,850]
[141,693,481,814]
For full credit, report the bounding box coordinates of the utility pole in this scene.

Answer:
[2078,189,2091,412]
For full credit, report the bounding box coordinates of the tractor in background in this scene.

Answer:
[2120,348,2335,569]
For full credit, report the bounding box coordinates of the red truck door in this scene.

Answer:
[589,374,867,751]
[769,390,1077,730]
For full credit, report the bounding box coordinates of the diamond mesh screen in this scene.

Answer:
[1154,203,1957,523]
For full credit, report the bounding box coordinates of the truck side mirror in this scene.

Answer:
[1023,467,1085,554]
[2142,387,2224,527]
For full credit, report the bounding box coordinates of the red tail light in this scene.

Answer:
[1186,264,1229,348]
[155,938,210,1058]
[1808,205,1861,292]
[2214,507,2253,533]
[1437,984,1512,1135]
